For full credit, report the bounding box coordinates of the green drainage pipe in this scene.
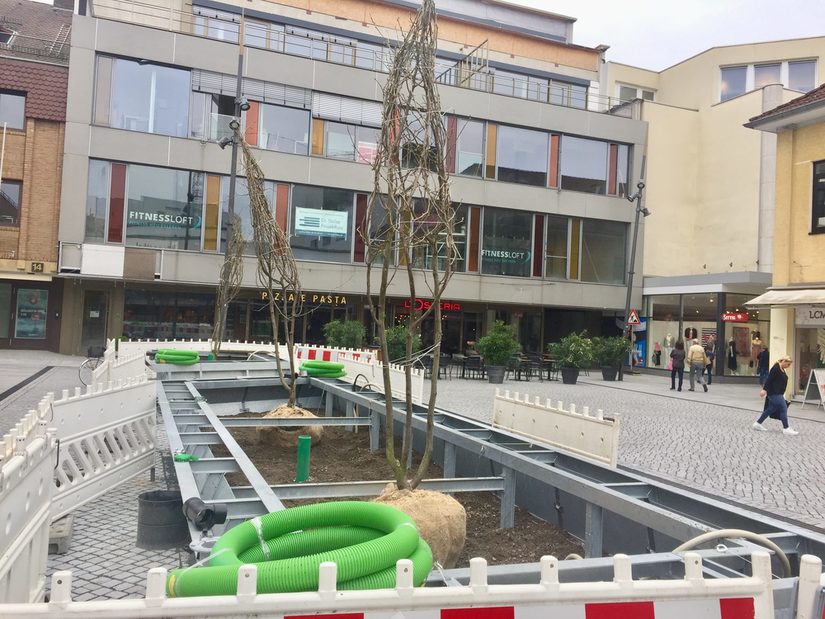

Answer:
[166,501,432,597]
[295,435,311,482]
[155,349,200,365]
[300,360,346,379]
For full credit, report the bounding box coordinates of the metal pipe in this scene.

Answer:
[295,435,311,482]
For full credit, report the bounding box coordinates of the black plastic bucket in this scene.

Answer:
[136,490,189,550]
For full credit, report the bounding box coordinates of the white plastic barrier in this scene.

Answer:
[795,554,825,619]
[492,389,620,467]
[336,351,425,404]
[0,552,776,617]
[92,345,153,386]
[0,416,56,604]
[48,375,156,520]
[295,344,375,365]
[117,338,279,357]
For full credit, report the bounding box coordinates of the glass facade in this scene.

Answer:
[259,103,310,154]
[220,177,276,255]
[455,118,484,177]
[496,125,548,186]
[123,290,215,340]
[560,136,608,194]
[544,215,568,279]
[580,220,626,284]
[481,208,532,277]
[290,185,354,263]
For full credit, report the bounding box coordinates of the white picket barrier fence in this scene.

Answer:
[492,389,620,467]
[335,350,425,404]
[92,345,154,386]
[117,339,278,357]
[0,415,56,604]
[0,552,778,618]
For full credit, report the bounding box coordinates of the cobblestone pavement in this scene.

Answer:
[2,352,824,600]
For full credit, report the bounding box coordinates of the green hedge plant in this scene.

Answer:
[547,330,595,369]
[323,319,366,349]
[592,335,630,368]
[476,321,520,367]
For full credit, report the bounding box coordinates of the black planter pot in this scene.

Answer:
[601,366,619,381]
[486,365,506,384]
[560,367,580,384]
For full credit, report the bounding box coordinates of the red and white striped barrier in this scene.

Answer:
[295,345,375,364]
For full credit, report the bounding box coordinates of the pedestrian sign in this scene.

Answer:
[627,309,641,325]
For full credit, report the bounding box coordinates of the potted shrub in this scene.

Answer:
[592,335,629,381]
[385,324,422,364]
[323,319,366,349]
[476,321,520,384]
[546,331,594,385]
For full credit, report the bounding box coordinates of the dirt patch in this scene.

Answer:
[220,422,583,567]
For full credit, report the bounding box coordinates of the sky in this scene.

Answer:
[509,0,825,71]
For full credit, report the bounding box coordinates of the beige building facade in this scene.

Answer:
[600,38,825,377]
[746,84,825,397]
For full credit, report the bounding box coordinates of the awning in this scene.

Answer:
[745,289,825,307]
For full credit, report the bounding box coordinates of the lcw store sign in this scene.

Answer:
[796,305,825,326]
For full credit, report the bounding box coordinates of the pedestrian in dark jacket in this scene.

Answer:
[757,346,769,386]
[752,355,798,435]
[669,340,686,391]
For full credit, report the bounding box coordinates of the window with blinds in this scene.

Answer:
[191,69,311,109]
[311,92,382,127]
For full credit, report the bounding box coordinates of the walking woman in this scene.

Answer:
[669,340,686,391]
[752,354,799,435]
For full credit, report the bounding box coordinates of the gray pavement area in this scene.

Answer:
[1,350,824,601]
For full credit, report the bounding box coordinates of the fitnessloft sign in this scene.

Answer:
[796,305,825,326]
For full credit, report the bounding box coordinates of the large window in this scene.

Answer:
[220,177,275,255]
[125,165,204,250]
[0,91,25,130]
[560,136,608,194]
[496,125,548,186]
[721,60,818,101]
[124,289,215,340]
[324,122,379,164]
[0,180,21,227]
[412,203,467,273]
[455,118,484,177]
[618,84,655,103]
[481,208,532,277]
[258,103,310,155]
[290,185,353,263]
[544,215,568,279]
[96,57,190,137]
[85,160,110,242]
[580,219,626,284]
[193,7,239,43]
[813,160,825,233]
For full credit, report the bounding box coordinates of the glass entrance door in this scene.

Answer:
[81,291,108,355]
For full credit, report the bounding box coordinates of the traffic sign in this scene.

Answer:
[627,309,641,325]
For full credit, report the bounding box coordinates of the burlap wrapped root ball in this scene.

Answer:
[374,483,466,568]
[256,404,323,447]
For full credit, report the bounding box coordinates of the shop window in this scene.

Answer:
[290,185,354,263]
[96,57,190,138]
[496,125,548,186]
[258,103,309,155]
[14,289,48,340]
[0,179,21,227]
[544,215,568,279]
[580,219,626,284]
[480,208,532,277]
[0,91,25,130]
[0,283,9,338]
[812,160,825,233]
[124,289,215,340]
[560,136,608,195]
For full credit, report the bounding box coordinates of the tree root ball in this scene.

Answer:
[374,483,466,568]
[256,404,323,447]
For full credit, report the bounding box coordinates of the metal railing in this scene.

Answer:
[88,0,637,117]
[0,32,70,64]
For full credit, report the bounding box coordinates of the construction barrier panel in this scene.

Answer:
[492,389,620,467]
[0,553,777,618]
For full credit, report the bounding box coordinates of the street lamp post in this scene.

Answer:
[618,177,650,381]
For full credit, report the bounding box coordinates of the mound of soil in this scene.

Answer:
[221,423,583,567]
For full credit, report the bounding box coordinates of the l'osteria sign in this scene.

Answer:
[796,305,825,326]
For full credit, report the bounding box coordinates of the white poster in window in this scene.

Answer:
[294,207,348,239]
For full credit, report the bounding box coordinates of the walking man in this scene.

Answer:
[752,354,798,435]
[686,338,708,392]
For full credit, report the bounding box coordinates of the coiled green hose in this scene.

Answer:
[155,349,201,365]
[300,360,346,379]
[166,501,432,597]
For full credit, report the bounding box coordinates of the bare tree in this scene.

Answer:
[239,136,304,407]
[211,214,244,356]
[365,0,457,490]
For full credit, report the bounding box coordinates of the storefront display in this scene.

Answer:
[795,305,825,393]
[14,289,48,340]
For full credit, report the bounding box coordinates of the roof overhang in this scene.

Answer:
[745,101,825,133]
[745,288,825,307]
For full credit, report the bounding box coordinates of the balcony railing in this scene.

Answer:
[0,31,70,64]
[87,0,639,117]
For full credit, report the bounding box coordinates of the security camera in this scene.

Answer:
[236,96,251,112]
[217,136,233,150]
[228,118,240,131]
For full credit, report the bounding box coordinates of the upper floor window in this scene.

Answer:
[95,57,190,138]
[193,7,239,43]
[454,118,484,177]
[618,84,655,103]
[721,59,817,101]
[0,91,25,130]
[560,136,608,194]
[813,160,825,234]
[0,179,21,227]
[290,185,354,264]
[496,125,548,186]
[580,219,626,284]
[481,208,532,277]
[0,26,15,45]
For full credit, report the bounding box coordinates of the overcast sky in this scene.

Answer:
[511,0,825,71]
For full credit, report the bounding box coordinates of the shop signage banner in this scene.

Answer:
[402,298,462,312]
[294,207,349,238]
[721,311,749,322]
[14,288,48,340]
[795,305,825,327]
[480,248,531,263]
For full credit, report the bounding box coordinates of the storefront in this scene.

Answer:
[644,276,772,378]
[0,278,63,351]
[795,305,825,394]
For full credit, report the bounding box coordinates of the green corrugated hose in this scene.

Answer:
[166,501,433,597]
